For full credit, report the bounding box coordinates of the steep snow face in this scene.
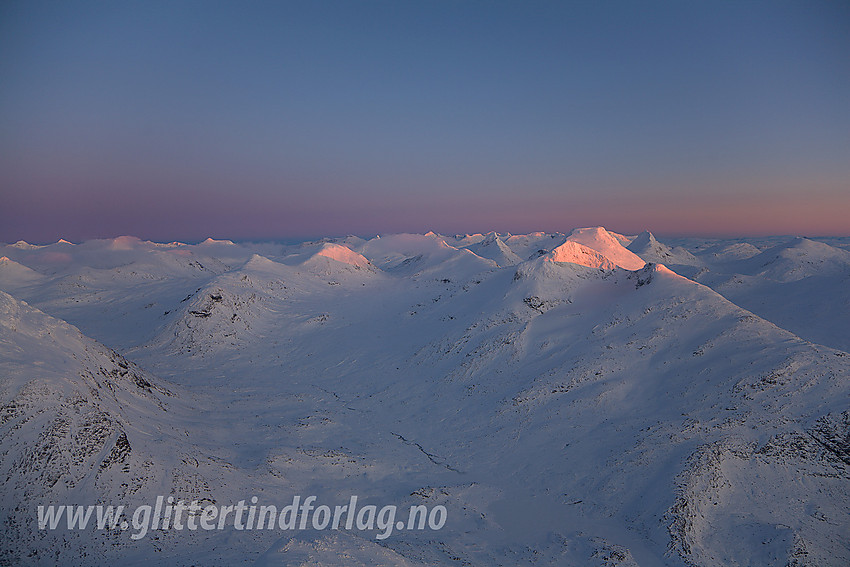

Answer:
[546,240,620,270]
[627,230,655,250]
[565,227,646,270]
[0,291,177,563]
[543,227,646,270]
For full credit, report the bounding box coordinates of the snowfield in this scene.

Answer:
[1,227,848,566]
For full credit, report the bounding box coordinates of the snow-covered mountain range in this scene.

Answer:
[1,228,848,566]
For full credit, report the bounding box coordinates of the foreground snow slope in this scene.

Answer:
[1,230,848,566]
[0,291,246,565]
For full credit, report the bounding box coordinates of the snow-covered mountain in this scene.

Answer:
[1,230,848,566]
[627,231,702,268]
[683,236,850,353]
[0,291,204,564]
[451,232,523,267]
[564,226,646,270]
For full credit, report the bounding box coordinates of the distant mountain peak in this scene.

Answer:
[200,237,236,246]
[629,230,657,248]
[309,243,375,270]
[546,240,619,270]
[564,226,646,270]
[627,230,701,267]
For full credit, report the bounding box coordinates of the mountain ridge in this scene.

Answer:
[1,229,848,565]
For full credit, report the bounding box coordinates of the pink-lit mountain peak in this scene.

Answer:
[558,226,646,270]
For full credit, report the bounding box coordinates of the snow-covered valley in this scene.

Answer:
[1,228,848,566]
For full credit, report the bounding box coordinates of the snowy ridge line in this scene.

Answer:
[3,228,850,565]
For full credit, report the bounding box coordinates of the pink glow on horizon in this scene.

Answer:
[2,179,848,243]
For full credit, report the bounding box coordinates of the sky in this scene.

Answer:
[1,0,849,243]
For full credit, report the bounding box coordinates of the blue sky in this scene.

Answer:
[1,0,848,242]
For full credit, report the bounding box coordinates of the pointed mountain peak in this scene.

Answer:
[244,253,282,269]
[200,237,235,246]
[481,231,501,244]
[565,227,645,270]
[546,240,619,270]
[628,230,657,250]
[465,232,522,266]
[626,231,701,266]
